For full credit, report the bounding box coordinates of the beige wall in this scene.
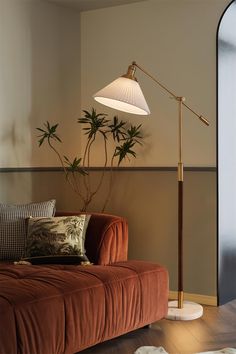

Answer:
[0,0,81,168]
[79,0,231,297]
[81,0,230,167]
[0,0,231,298]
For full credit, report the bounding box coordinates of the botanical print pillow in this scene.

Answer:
[26,215,90,257]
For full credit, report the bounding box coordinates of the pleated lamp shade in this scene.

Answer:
[93,77,150,115]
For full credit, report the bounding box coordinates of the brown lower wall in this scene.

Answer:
[0,169,216,296]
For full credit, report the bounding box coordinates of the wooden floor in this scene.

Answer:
[80,300,236,354]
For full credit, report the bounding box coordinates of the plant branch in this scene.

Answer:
[48,140,80,197]
[91,134,108,198]
[102,153,115,212]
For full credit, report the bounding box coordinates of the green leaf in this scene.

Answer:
[38,137,45,146]
[127,124,143,144]
[108,116,127,142]
[63,156,87,175]
[78,108,109,139]
[36,121,62,146]
[114,140,137,165]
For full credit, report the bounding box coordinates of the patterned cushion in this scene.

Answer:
[26,215,91,258]
[0,200,56,260]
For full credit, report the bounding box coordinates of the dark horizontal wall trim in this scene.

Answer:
[0,166,216,173]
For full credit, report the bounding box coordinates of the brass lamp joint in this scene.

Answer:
[178,291,184,309]
[122,63,137,81]
[176,96,186,102]
[178,163,184,181]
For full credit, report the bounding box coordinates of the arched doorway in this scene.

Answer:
[218,0,236,305]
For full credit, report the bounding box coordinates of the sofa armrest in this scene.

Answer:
[55,212,128,265]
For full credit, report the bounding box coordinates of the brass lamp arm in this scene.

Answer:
[132,61,209,126]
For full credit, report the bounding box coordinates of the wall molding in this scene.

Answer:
[169,291,217,306]
[0,166,217,173]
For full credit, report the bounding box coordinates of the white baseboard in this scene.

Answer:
[169,291,217,306]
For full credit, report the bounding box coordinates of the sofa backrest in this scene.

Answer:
[55,212,128,265]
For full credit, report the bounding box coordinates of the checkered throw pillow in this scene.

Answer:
[0,200,56,260]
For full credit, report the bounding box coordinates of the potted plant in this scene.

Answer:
[37,108,144,211]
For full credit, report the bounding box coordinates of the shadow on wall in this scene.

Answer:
[28,0,81,174]
[0,0,33,184]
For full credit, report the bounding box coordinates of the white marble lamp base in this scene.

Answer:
[166,300,203,321]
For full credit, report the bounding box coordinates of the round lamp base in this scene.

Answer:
[166,300,203,321]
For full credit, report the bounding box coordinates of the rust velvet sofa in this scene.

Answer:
[0,212,169,354]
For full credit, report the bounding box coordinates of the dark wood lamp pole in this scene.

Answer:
[178,96,184,309]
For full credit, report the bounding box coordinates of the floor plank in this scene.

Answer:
[79,300,236,354]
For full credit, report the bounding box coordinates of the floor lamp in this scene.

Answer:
[93,61,209,320]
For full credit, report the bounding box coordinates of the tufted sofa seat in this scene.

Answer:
[0,212,169,354]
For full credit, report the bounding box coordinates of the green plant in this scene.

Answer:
[37,108,144,211]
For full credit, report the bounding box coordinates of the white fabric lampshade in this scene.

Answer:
[93,77,150,115]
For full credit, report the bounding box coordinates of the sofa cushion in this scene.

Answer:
[0,260,168,354]
[26,215,90,258]
[0,200,56,260]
